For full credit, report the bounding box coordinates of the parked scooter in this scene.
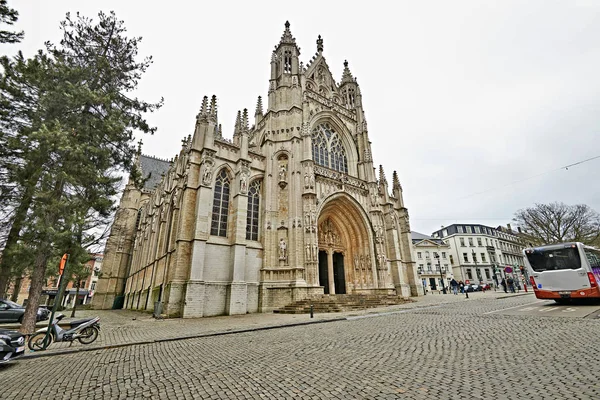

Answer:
[28,313,100,351]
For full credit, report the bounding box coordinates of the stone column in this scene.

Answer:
[327,249,335,295]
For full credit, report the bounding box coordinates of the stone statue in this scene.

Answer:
[202,164,212,185]
[279,164,287,181]
[305,244,311,261]
[279,238,287,261]
[240,174,248,193]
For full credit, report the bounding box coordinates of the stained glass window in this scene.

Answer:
[210,169,230,237]
[245,180,261,240]
[311,123,348,173]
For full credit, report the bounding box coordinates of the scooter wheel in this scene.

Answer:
[28,332,52,351]
[78,326,99,345]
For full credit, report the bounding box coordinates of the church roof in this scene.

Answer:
[139,154,171,191]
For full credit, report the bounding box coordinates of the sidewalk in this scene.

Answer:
[8,290,532,360]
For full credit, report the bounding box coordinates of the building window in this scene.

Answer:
[472,253,478,263]
[457,226,464,233]
[210,169,230,237]
[425,251,430,259]
[460,238,465,247]
[427,263,432,272]
[475,226,481,233]
[466,226,473,233]
[442,229,448,237]
[466,269,473,280]
[442,252,446,259]
[463,253,469,263]
[468,238,474,247]
[449,255,454,264]
[477,238,482,246]
[417,252,422,259]
[245,180,261,240]
[481,253,486,263]
[311,123,348,174]
[433,252,439,259]
[485,269,491,279]
[485,238,489,246]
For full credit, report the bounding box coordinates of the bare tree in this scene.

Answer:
[513,202,600,246]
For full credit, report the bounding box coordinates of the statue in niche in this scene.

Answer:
[202,164,212,186]
[313,244,318,261]
[370,191,378,207]
[240,173,248,194]
[305,244,311,261]
[279,164,287,182]
[279,238,287,261]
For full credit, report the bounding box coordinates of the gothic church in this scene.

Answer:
[92,22,421,317]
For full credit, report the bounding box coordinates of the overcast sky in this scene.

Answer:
[4,0,600,235]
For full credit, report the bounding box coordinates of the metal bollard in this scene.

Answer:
[310,304,314,318]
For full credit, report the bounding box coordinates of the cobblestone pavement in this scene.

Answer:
[4,292,599,399]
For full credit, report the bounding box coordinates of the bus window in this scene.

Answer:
[526,247,581,272]
[584,248,600,268]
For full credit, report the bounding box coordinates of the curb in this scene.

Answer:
[495,292,534,299]
[20,316,347,361]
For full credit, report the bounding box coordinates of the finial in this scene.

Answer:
[279,20,296,45]
[341,60,353,84]
[344,60,348,68]
[285,21,290,29]
[317,35,323,53]
[137,139,143,155]
[234,110,242,135]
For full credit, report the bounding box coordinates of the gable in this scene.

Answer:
[305,56,339,97]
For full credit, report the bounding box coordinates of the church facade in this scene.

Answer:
[92,22,422,317]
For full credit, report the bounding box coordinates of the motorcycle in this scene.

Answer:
[28,313,100,351]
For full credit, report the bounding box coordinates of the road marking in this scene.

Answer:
[519,307,539,312]
[483,300,547,315]
[563,308,576,313]
[538,307,560,313]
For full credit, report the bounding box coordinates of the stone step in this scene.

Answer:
[273,294,411,314]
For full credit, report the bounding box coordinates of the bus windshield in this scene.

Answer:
[526,247,581,272]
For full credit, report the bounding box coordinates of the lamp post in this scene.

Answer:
[472,250,480,285]
[437,255,447,294]
[417,266,426,295]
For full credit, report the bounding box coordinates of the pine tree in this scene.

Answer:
[0,0,23,44]
[0,11,162,333]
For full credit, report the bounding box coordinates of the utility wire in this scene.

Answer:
[456,155,600,201]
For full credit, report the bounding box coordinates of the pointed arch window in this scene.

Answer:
[311,123,348,174]
[210,169,230,237]
[245,180,261,241]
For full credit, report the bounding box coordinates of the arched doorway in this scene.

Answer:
[317,193,374,294]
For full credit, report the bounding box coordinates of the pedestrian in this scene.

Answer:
[501,278,507,293]
[450,278,459,295]
[458,281,465,294]
[507,277,515,293]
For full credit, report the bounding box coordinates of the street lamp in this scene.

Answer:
[417,266,426,295]
[436,255,447,294]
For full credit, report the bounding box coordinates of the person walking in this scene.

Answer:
[450,278,459,295]
[507,277,515,293]
[500,278,507,293]
[458,281,465,294]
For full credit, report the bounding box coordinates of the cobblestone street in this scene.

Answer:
[2,293,600,399]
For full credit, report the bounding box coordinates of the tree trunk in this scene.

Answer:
[70,282,80,318]
[0,171,40,298]
[20,251,49,334]
[10,276,23,302]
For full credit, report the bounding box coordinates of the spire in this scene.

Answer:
[255,96,263,116]
[200,96,209,116]
[242,108,249,133]
[341,60,354,84]
[209,95,217,122]
[278,20,297,47]
[392,171,402,193]
[379,165,387,186]
[234,110,242,135]
[316,35,323,53]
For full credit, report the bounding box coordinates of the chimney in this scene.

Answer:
[507,223,512,232]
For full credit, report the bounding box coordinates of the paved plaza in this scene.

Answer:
[2,292,600,399]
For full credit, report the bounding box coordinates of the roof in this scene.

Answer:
[139,155,171,191]
[411,231,446,245]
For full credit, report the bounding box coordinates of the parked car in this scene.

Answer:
[0,299,49,323]
[0,328,26,364]
[481,283,491,291]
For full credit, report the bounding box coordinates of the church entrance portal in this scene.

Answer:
[333,252,346,294]
[318,251,329,294]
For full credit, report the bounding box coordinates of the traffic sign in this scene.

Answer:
[505,266,513,273]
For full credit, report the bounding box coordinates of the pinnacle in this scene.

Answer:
[255,96,263,116]
[200,96,209,115]
[379,165,388,185]
[278,20,297,46]
[234,110,242,135]
[209,95,217,117]
[341,60,354,84]
[392,171,402,191]
[317,34,323,53]
[242,108,249,132]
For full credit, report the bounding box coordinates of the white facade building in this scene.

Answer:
[431,224,527,287]
[411,232,453,293]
